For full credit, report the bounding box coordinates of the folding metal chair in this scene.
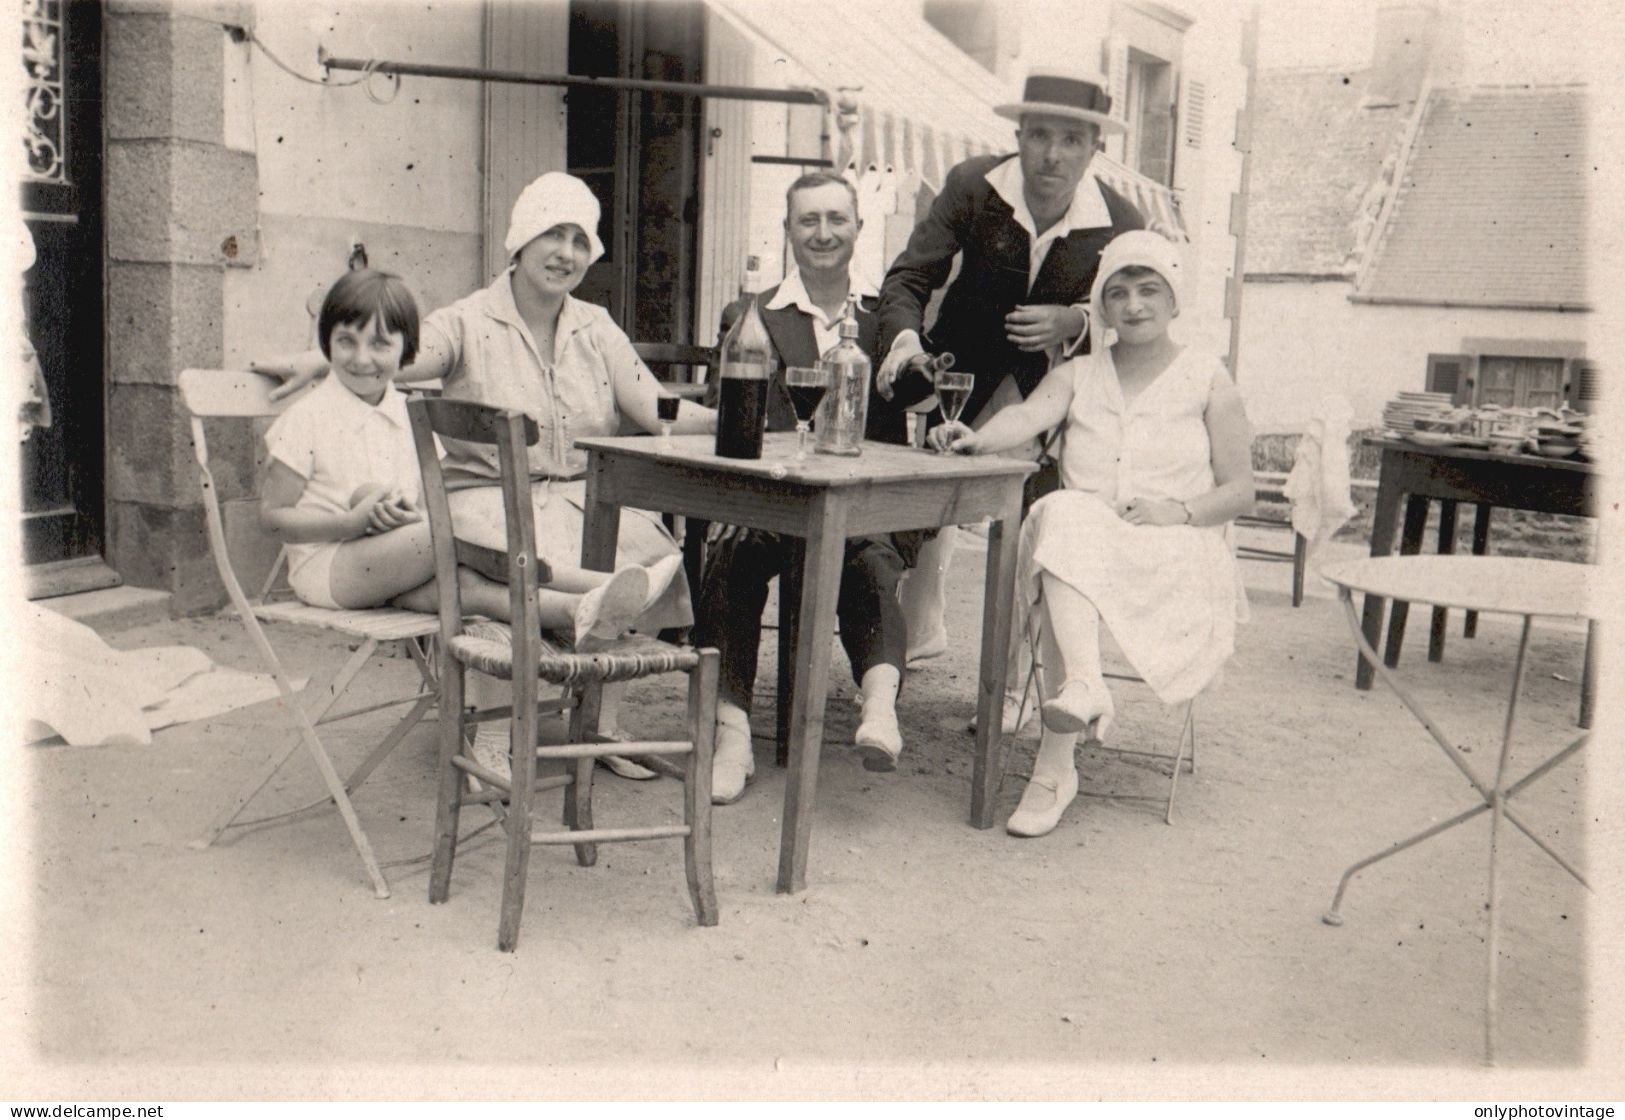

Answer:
[1011,585,1197,826]
[179,369,440,898]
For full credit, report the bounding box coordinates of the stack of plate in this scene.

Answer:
[1382,391,1454,433]
[1577,415,1598,461]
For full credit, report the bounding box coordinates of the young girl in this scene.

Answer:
[930,230,1254,838]
[261,268,669,651]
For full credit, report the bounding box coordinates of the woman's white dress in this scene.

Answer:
[1018,346,1246,704]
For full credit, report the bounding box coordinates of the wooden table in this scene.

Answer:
[1354,438,1597,723]
[576,432,1036,893]
[1321,555,1600,1064]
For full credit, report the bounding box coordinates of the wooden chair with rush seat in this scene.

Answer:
[407,396,720,952]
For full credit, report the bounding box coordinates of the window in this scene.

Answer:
[1474,356,1565,410]
[1125,48,1175,186]
[1425,353,1470,404]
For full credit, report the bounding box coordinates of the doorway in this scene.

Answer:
[21,0,108,590]
[566,0,704,344]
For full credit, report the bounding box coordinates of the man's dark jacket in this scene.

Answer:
[713,285,931,444]
[878,152,1143,425]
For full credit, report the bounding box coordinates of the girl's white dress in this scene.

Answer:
[1018,346,1247,705]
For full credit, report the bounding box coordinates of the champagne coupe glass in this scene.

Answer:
[784,365,830,460]
[656,394,681,448]
[933,371,975,453]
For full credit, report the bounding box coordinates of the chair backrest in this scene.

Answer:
[634,342,714,401]
[178,368,319,604]
[407,398,546,649]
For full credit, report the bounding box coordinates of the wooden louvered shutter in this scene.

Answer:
[1425,352,1470,405]
[697,7,753,345]
[1103,37,1131,164]
[482,0,569,283]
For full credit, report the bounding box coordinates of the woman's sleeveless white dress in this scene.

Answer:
[1017,346,1246,704]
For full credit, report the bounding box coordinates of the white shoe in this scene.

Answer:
[599,754,658,780]
[1041,681,1116,742]
[594,728,659,780]
[854,695,903,772]
[468,725,512,784]
[640,554,684,614]
[965,692,1037,737]
[711,705,755,805]
[905,626,948,669]
[1006,768,1079,838]
[574,566,649,648]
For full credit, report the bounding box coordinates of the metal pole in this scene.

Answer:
[318,47,826,106]
[1225,5,1260,378]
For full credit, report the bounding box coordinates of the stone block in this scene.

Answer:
[199,415,262,503]
[109,0,253,27]
[105,383,199,507]
[221,496,283,595]
[106,500,223,613]
[105,10,223,144]
[107,261,223,385]
[106,140,259,268]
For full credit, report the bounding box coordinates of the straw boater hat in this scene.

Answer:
[994,66,1126,134]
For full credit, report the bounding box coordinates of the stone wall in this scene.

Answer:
[101,0,486,613]
[104,1,259,614]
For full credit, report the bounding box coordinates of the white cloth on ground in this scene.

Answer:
[21,604,293,746]
[1016,346,1245,705]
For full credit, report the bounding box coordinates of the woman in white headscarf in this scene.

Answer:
[259,172,716,776]
[930,230,1254,838]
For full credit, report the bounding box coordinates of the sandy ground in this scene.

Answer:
[5,535,1621,1100]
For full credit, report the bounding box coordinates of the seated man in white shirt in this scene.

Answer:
[694,172,934,803]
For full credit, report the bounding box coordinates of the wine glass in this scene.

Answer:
[784,365,830,461]
[933,371,975,453]
[656,394,680,448]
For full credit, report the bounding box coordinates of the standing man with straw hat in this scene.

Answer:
[877,66,1145,699]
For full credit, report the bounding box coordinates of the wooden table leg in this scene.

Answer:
[777,493,848,894]
[776,539,805,768]
[1357,464,1405,690]
[1429,499,1459,663]
[971,487,1024,830]
[1382,495,1431,669]
[1580,620,1597,730]
[1465,503,1492,638]
[580,462,621,573]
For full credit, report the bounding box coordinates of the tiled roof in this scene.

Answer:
[1243,67,1412,277]
[1357,85,1588,309]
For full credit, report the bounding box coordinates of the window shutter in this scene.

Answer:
[1103,37,1130,164]
[697,7,753,346]
[1572,360,1597,410]
[1425,353,1469,404]
[482,0,569,284]
[1182,77,1207,149]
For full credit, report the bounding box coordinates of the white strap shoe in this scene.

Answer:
[1005,768,1079,838]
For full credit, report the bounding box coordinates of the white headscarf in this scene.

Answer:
[503,172,606,265]
[1088,229,1186,348]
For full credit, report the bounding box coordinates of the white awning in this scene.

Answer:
[705,0,1010,185]
[704,0,1188,237]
